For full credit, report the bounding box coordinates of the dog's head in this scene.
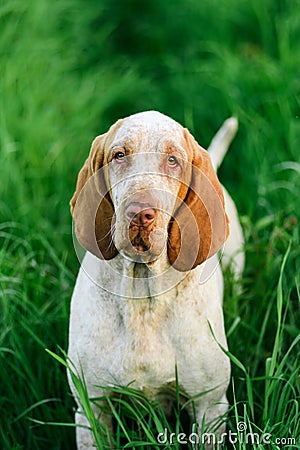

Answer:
[70,111,228,271]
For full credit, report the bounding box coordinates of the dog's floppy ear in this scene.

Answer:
[168,128,229,272]
[70,132,118,260]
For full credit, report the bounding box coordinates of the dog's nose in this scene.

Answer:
[126,203,156,227]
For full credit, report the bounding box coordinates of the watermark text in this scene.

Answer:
[157,422,296,447]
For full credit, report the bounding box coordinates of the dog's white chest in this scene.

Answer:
[111,314,177,390]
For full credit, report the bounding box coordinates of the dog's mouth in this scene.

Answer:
[129,226,152,253]
[131,234,150,253]
[121,225,167,262]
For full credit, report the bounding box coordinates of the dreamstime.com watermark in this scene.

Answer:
[157,422,296,447]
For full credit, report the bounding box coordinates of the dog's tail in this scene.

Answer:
[208,117,238,171]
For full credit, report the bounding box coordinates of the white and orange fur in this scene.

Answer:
[68,111,244,449]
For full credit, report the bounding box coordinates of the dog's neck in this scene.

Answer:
[110,253,182,335]
[109,250,188,301]
[83,249,217,301]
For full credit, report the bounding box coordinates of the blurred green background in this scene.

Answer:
[0,0,299,448]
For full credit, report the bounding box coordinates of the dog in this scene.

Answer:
[68,111,244,448]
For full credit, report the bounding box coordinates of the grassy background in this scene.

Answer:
[0,0,299,448]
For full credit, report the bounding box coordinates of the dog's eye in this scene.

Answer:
[167,155,178,167]
[114,151,126,161]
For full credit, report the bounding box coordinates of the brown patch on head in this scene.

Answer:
[70,120,123,259]
[167,128,229,271]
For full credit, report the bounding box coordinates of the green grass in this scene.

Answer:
[0,0,299,448]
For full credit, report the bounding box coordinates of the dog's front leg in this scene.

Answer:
[75,406,114,450]
[192,395,228,449]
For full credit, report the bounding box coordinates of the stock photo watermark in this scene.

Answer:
[157,422,296,447]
